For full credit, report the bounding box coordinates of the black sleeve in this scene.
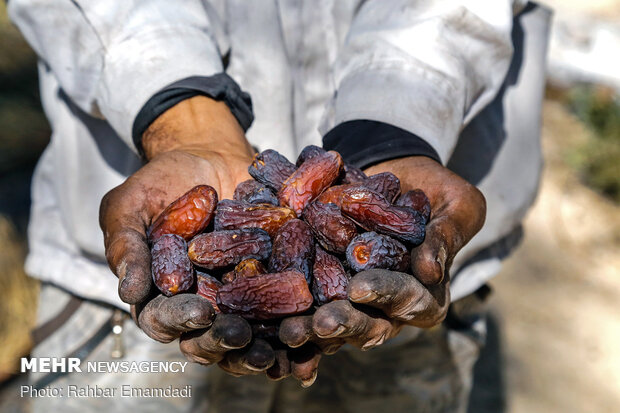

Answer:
[322,120,441,168]
[132,73,253,156]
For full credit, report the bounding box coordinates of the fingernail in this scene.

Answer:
[185,320,211,329]
[301,371,318,388]
[349,290,378,303]
[242,361,266,372]
[219,339,240,350]
[316,324,346,339]
[361,333,387,351]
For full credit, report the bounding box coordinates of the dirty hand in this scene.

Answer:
[99,96,275,374]
[279,156,486,374]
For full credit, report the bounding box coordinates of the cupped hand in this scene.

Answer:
[99,96,275,373]
[279,155,486,364]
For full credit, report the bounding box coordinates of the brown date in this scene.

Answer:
[346,232,410,273]
[342,163,368,184]
[341,187,425,245]
[222,258,267,283]
[312,247,350,305]
[196,271,223,313]
[216,270,314,320]
[233,179,278,205]
[151,234,194,296]
[364,172,401,202]
[188,228,271,270]
[268,219,315,284]
[396,189,431,223]
[315,184,353,208]
[147,185,218,243]
[214,200,296,237]
[279,151,344,216]
[302,201,357,254]
[248,149,297,192]
[296,145,325,166]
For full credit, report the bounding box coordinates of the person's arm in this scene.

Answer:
[10,0,272,374]
[280,0,523,360]
[8,0,233,153]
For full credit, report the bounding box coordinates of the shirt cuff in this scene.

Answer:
[132,74,254,156]
[322,120,441,169]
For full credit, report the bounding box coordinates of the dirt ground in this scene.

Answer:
[469,99,620,413]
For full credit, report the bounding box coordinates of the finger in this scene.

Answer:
[411,185,486,285]
[218,339,275,376]
[100,188,153,304]
[279,316,345,354]
[289,344,322,387]
[179,314,252,364]
[266,349,292,381]
[137,294,215,343]
[312,300,401,350]
[348,269,450,328]
[279,316,314,348]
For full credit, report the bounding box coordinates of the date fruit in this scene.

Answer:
[151,234,194,296]
[217,270,313,320]
[303,201,357,254]
[214,200,296,237]
[396,189,431,223]
[342,163,367,184]
[296,145,325,166]
[196,271,223,313]
[312,247,350,305]
[346,232,410,272]
[315,184,352,208]
[147,185,218,243]
[188,228,271,270]
[248,149,297,192]
[364,172,401,202]
[341,187,425,245]
[268,219,315,284]
[279,151,344,216]
[233,179,278,205]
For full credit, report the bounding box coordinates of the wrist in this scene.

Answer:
[142,96,254,161]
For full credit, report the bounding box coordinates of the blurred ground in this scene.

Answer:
[468,97,620,413]
[0,2,619,412]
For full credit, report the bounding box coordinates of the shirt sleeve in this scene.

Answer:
[320,0,527,164]
[8,0,228,153]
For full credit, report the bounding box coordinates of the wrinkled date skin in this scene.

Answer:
[233,179,278,205]
[279,151,344,216]
[315,184,353,208]
[364,172,401,202]
[248,149,297,192]
[217,270,314,320]
[396,189,432,223]
[342,163,368,184]
[303,201,357,254]
[346,231,410,273]
[296,145,325,166]
[147,185,218,243]
[312,247,350,305]
[214,200,296,237]
[268,219,315,284]
[341,187,426,245]
[151,234,194,296]
[188,228,272,270]
[196,271,223,313]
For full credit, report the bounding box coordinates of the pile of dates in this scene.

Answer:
[147,145,431,335]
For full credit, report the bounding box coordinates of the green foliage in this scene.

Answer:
[567,86,620,203]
